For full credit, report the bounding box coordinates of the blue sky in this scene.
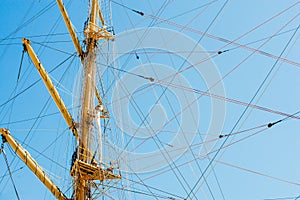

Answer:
[1,1,300,199]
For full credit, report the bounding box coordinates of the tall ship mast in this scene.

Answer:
[1,1,300,199]
[1,0,120,199]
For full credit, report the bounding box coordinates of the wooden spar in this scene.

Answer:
[22,38,79,140]
[0,128,67,200]
[55,0,84,61]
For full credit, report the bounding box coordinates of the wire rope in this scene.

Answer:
[0,144,21,200]
[185,17,300,200]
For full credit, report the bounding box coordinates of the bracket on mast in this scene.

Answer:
[84,22,114,40]
[70,159,121,181]
[84,2,114,40]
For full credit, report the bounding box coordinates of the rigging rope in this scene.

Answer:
[111,0,144,16]
[100,182,179,199]
[123,1,229,198]
[186,18,300,200]
[0,53,76,189]
[0,53,76,109]
[16,44,26,82]
[1,1,299,199]
[110,1,230,197]
[105,64,154,82]
[109,1,202,193]
[123,176,185,200]
[0,32,82,41]
[0,141,21,200]
[138,141,300,188]
[145,4,300,68]
[0,1,57,44]
[31,40,75,55]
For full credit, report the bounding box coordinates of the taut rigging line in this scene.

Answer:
[0,139,21,200]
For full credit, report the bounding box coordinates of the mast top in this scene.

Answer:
[84,0,114,42]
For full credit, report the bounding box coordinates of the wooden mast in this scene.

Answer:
[72,0,117,199]
[1,1,119,199]
[55,0,118,199]
[75,0,98,198]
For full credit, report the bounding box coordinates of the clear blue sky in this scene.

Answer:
[0,1,300,199]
